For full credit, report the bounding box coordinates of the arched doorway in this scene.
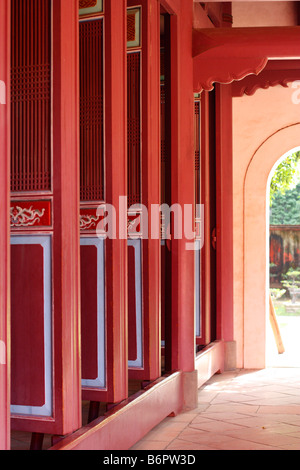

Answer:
[243,123,300,369]
[267,149,300,367]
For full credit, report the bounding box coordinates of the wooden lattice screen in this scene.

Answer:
[127,52,141,208]
[160,42,170,208]
[79,19,104,202]
[11,0,51,192]
[194,100,201,207]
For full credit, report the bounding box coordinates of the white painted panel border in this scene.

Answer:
[10,235,53,417]
[195,239,201,337]
[161,239,165,348]
[128,238,143,368]
[80,237,106,389]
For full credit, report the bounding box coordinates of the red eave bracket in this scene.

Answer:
[194,55,267,93]
[193,26,300,92]
[232,59,300,97]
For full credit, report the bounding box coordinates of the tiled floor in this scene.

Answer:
[131,368,300,450]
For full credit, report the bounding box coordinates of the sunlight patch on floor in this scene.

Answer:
[266,313,300,368]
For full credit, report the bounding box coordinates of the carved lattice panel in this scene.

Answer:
[127,52,141,208]
[194,100,201,207]
[11,0,51,192]
[79,0,103,17]
[79,19,104,202]
[127,8,140,48]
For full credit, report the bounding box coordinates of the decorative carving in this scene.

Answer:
[11,205,45,227]
[127,8,140,48]
[127,13,136,43]
[80,0,97,8]
[128,213,141,237]
[80,213,101,230]
[10,200,51,228]
[80,207,104,232]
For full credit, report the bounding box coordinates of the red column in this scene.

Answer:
[197,90,214,347]
[215,84,234,343]
[104,0,128,403]
[52,0,81,435]
[169,0,195,373]
[0,0,10,451]
[142,0,161,381]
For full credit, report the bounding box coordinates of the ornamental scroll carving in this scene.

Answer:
[80,213,101,231]
[10,200,51,228]
[10,205,46,227]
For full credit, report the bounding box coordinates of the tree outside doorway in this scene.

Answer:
[268,150,300,367]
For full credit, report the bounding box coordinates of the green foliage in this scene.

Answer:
[270,288,286,300]
[270,151,300,205]
[269,151,300,225]
[282,268,300,288]
[270,182,300,225]
[281,268,300,304]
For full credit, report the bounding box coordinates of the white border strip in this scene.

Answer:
[128,238,143,368]
[10,235,53,417]
[195,239,201,337]
[79,0,103,17]
[80,237,106,388]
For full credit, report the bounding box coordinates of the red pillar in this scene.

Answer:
[215,84,234,344]
[51,0,81,434]
[169,0,195,373]
[0,0,10,451]
[199,90,214,346]
[104,0,128,403]
[142,0,161,381]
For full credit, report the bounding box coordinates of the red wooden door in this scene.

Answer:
[79,0,128,409]
[195,90,218,348]
[127,19,143,371]
[194,97,203,345]
[160,12,172,372]
[10,0,53,421]
[79,3,160,411]
[127,2,161,383]
[10,0,81,439]
[79,9,107,400]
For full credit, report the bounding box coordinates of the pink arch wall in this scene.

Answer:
[244,126,300,368]
[233,84,300,369]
